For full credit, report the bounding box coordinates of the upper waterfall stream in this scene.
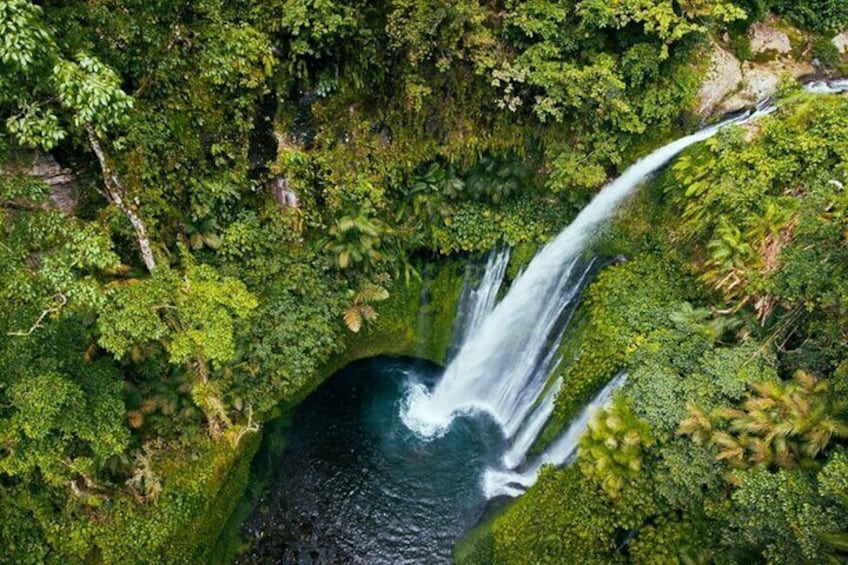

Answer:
[400,100,779,497]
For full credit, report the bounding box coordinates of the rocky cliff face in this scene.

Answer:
[696,20,846,119]
[1,152,77,215]
[30,154,77,215]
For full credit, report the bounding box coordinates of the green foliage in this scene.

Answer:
[198,24,274,91]
[343,277,390,333]
[818,451,848,561]
[322,204,388,270]
[768,0,848,33]
[270,0,363,79]
[0,171,121,338]
[0,1,54,72]
[95,258,257,437]
[628,513,715,564]
[54,54,134,136]
[0,358,129,488]
[490,466,620,564]
[387,0,495,75]
[579,396,655,499]
[811,36,845,70]
[726,468,841,562]
[680,371,848,470]
[538,254,688,448]
[576,1,746,44]
[98,261,257,366]
[1,2,134,148]
[666,96,848,322]
[628,329,775,435]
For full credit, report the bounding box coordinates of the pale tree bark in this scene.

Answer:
[84,124,157,272]
[7,293,67,336]
[192,354,231,439]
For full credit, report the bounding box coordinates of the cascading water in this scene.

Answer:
[803,78,848,94]
[501,376,562,469]
[402,255,598,439]
[483,372,627,498]
[400,80,848,501]
[403,108,771,436]
[449,248,511,355]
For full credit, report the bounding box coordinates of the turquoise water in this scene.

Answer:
[239,357,506,564]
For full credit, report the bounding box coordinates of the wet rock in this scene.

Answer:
[695,43,743,117]
[271,175,299,209]
[1,152,77,215]
[724,63,780,108]
[31,154,77,215]
[611,255,628,266]
[718,59,816,114]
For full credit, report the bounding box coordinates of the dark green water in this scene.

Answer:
[238,357,506,564]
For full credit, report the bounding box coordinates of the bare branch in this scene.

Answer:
[229,405,260,447]
[7,293,68,336]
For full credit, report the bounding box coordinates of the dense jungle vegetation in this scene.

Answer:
[1,0,847,562]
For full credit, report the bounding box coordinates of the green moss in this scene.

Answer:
[506,241,541,281]
[481,466,621,565]
[211,417,293,564]
[285,257,466,412]
[51,435,262,564]
[454,509,498,564]
[170,435,261,563]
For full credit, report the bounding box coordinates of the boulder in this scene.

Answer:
[749,23,792,55]
[31,154,77,215]
[1,152,77,214]
[696,44,743,117]
[717,59,816,114]
[834,31,848,55]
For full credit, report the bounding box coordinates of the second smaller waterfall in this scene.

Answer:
[482,373,627,499]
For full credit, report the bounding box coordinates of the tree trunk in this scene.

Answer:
[84,125,157,272]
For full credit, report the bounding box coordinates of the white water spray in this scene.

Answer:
[803,78,848,94]
[403,82,846,497]
[482,373,627,499]
[403,105,773,440]
[501,377,562,469]
[452,248,511,351]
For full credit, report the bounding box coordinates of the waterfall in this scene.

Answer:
[501,377,562,469]
[400,84,847,499]
[402,255,598,439]
[402,105,773,441]
[482,373,627,499]
[448,248,511,358]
